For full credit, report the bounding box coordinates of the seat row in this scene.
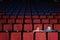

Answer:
[0,24,60,32]
[0,18,60,24]
[0,12,60,15]
[0,15,60,19]
[0,32,59,40]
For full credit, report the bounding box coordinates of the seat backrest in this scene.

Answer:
[11,32,21,40]
[4,24,12,31]
[24,24,32,31]
[0,32,9,40]
[23,32,33,40]
[35,32,46,40]
[54,24,60,31]
[48,32,58,40]
[14,24,22,31]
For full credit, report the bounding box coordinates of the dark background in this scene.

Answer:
[3,0,56,2]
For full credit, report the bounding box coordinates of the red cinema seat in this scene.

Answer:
[18,16,24,19]
[51,12,57,16]
[4,24,12,31]
[0,13,5,15]
[32,16,39,19]
[44,24,52,30]
[33,19,40,23]
[57,13,60,15]
[3,16,9,19]
[11,32,21,40]
[54,16,60,19]
[16,19,23,23]
[36,32,46,40]
[40,16,46,19]
[25,16,31,19]
[0,19,6,23]
[58,19,60,23]
[47,16,53,19]
[54,24,60,31]
[0,32,9,40]
[23,32,33,40]
[0,16,2,19]
[0,24,2,31]
[48,32,58,40]
[14,24,22,31]
[34,24,42,30]
[42,19,49,23]
[10,16,16,19]
[24,24,32,31]
[50,19,57,24]
[8,19,15,23]
[25,19,32,23]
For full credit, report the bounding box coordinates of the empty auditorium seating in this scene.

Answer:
[50,19,57,24]
[8,19,15,23]
[25,19,32,23]
[32,16,39,19]
[47,16,53,19]
[40,16,46,19]
[4,24,12,31]
[58,19,60,23]
[24,24,32,31]
[0,24,2,31]
[25,16,31,19]
[33,19,40,23]
[16,19,23,23]
[42,19,49,23]
[51,13,57,16]
[54,24,60,31]
[54,16,60,19]
[0,19,6,23]
[48,32,58,40]
[34,24,42,30]
[3,16,9,19]
[0,16,2,19]
[23,32,33,40]
[10,16,16,19]
[0,32,9,40]
[36,32,46,40]
[14,24,22,31]
[11,32,21,40]
[0,13,5,15]
[18,16,24,19]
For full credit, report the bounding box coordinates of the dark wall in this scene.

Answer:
[3,0,59,2]
[0,0,3,1]
[3,0,49,2]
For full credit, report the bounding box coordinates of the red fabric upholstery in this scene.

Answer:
[25,19,32,23]
[11,32,21,40]
[36,32,46,40]
[4,24,12,31]
[24,24,32,31]
[54,24,60,30]
[23,32,33,40]
[33,19,40,23]
[48,32,58,40]
[16,19,23,23]
[0,32,9,40]
[14,24,22,31]
[42,19,49,23]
